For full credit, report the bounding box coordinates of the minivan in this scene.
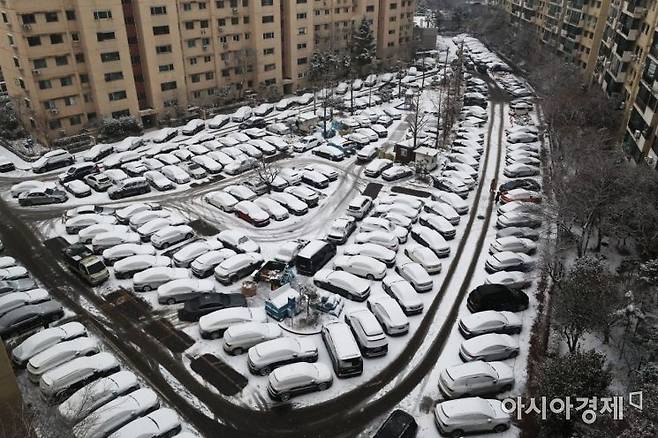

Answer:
[344,308,388,358]
[107,177,151,200]
[321,321,363,377]
[295,240,336,276]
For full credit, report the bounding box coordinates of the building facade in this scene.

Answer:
[0,0,414,144]
[492,0,658,168]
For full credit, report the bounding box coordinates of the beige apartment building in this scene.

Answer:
[0,0,414,145]
[492,0,658,167]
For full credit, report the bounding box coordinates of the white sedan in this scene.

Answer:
[224,185,257,201]
[459,311,522,338]
[459,334,520,362]
[342,243,396,268]
[354,231,399,251]
[507,131,538,143]
[367,295,409,336]
[395,260,433,292]
[313,269,371,301]
[359,218,408,243]
[404,245,442,274]
[382,273,424,315]
[333,255,387,280]
[157,278,215,305]
[433,191,469,215]
[485,251,535,273]
[410,226,450,258]
[423,201,460,225]
[254,197,289,221]
[489,236,536,255]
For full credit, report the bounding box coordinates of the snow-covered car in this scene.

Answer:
[263,135,290,151]
[347,132,371,146]
[78,224,128,244]
[382,273,424,315]
[205,190,239,212]
[11,321,86,367]
[459,311,523,338]
[507,142,540,154]
[364,158,393,177]
[0,289,50,318]
[136,217,186,241]
[231,106,253,122]
[84,173,113,191]
[342,243,396,267]
[62,180,92,198]
[129,209,175,230]
[132,267,189,292]
[199,306,267,339]
[418,212,456,240]
[432,177,470,198]
[180,161,208,179]
[445,162,478,179]
[372,203,420,222]
[108,408,180,438]
[301,170,330,189]
[438,361,515,399]
[91,230,141,253]
[182,119,205,135]
[354,231,399,251]
[254,197,290,221]
[500,188,542,204]
[325,216,357,244]
[269,191,309,215]
[247,336,319,375]
[224,156,258,175]
[284,185,319,207]
[506,155,540,166]
[359,217,408,242]
[157,278,215,304]
[395,259,434,292]
[190,249,237,278]
[377,195,424,211]
[448,153,479,170]
[459,333,520,362]
[150,225,194,249]
[143,170,175,191]
[161,165,191,184]
[27,337,99,382]
[267,362,332,401]
[507,131,538,143]
[65,214,117,234]
[172,240,224,268]
[333,255,387,280]
[489,236,537,254]
[485,251,536,273]
[207,150,235,166]
[104,169,130,185]
[381,165,413,181]
[121,161,148,177]
[433,397,512,436]
[496,212,543,229]
[114,255,171,279]
[248,139,277,155]
[214,252,264,285]
[367,295,409,336]
[495,227,540,241]
[433,191,470,215]
[404,244,442,274]
[208,114,231,130]
[312,144,344,161]
[217,230,259,253]
[222,322,282,355]
[236,143,264,159]
[0,266,28,281]
[191,155,223,174]
[102,243,155,265]
[313,268,371,301]
[224,184,257,201]
[234,200,270,227]
[18,187,68,206]
[484,271,532,289]
[410,225,450,258]
[64,205,113,220]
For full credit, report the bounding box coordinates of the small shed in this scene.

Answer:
[414,146,439,171]
[296,112,319,134]
[265,284,301,321]
[394,138,417,164]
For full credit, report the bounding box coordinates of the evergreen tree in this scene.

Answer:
[350,18,376,75]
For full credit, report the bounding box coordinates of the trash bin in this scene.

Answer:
[241,280,257,297]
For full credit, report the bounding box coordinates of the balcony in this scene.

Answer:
[622,0,647,18]
[615,23,640,40]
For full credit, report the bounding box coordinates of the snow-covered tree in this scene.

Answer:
[350,18,376,75]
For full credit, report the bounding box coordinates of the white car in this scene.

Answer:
[199,307,267,339]
[217,230,260,253]
[489,236,536,254]
[58,370,139,424]
[143,170,175,191]
[129,209,175,230]
[485,271,532,289]
[0,289,50,318]
[102,244,155,265]
[433,191,469,215]
[214,252,263,285]
[410,225,450,258]
[284,185,319,207]
[448,153,479,170]
[504,163,540,177]
[424,201,460,225]
[312,144,344,161]
[347,132,371,146]
[39,352,120,401]
[205,190,239,212]
[223,322,282,355]
[65,214,117,234]
[418,213,456,240]
[404,245,442,274]
[372,203,420,221]
[173,239,224,268]
[506,155,540,166]
[342,243,396,267]
[313,269,371,302]
[434,397,511,436]
[91,230,141,253]
[247,337,319,375]
[267,362,332,401]
[115,203,160,224]
[485,251,536,273]
[354,231,399,251]
[496,212,543,229]
[367,295,409,336]
[114,255,170,279]
[442,170,476,189]
[459,333,520,361]
[459,311,523,338]
[433,177,470,198]
[234,200,271,227]
[150,225,194,249]
[381,165,413,181]
[333,255,387,280]
[359,217,407,242]
[63,180,92,197]
[253,197,289,221]
[224,184,257,201]
[346,195,374,220]
[248,139,277,155]
[133,267,189,292]
[11,321,86,367]
[136,217,186,241]
[507,131,538,143]
[160,165,191,184]
[382,273,424,315]
[438,361,515,398]
[27,337,99,382]
[108,408,180,438]
[395,260,434,293]
[190,249,237,278]
[364,158,393,177]
[78,224,128,244]
[157,278,215,305]
[446,162,478,179]
[263,135,290,151]
[384,212,413,229]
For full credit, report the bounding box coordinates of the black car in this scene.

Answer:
[177,293,247,322]
[466,284,529,313]
[0,161,16,173]
[239,117,267,130]
[59,163,99,183]
[373,409,418,438]
[0,278,38,295]
[0,301,64,339]
[499,178,541,193]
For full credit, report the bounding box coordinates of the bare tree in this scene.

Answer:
[407,92,428,149]
[255,157,280,192]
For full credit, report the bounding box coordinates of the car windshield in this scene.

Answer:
[86,262,106,275]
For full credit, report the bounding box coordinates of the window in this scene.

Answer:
[190,57,198,65]
[55,56,68,66]
[264,78,275,86]
[297,43,307,49]
[156,44,172,54]
[159,64,174,72]
[39,80,53,90]
[33,59,47,69]
[183,2,192,10]
[164,99,177,107]
[21,14,36,25]
[161,81,177,91]
[185,21,194,30]
[49,120,62,130]
[389,16,396,21]
[242,0,248,6]
[131,56,140,65]
[200,20,209,28]
[204,55,212,62]
[297,57,307,65]
[192,74,201,83]
[262,15,274,23]
[108,90,127,101]
[221,69,230,77]
[218,18,226,26]
[217,0,225,7]
[71,32,80,42]
[298,27,306,35]
[264,63,275,71]
[366,5,374,11]
[93,10,113,20]
[153,25,170,35]
[87,112,97,121]
[231,17,238,25]
[244,16,250,24]
[230,0,238,6]
[50,34,64,44]
[297,12,307,19]
[1,12,7,23]
[63,96,76,106]
[43,101,56,110]
[187,39,196,48]
[45,12,58,22]
[205,72,214,80]
[60,76,73,86]
[297,0,307,3]
[96,32,116,42]
[112,110,129,118]
[27,36,41,47]
[262,0,273,5]
[80,74,88,83]
[245,32,250,40]
[70,115,82,126]
[202,37,210,45]
[150,6,167,15]
[105,71,124,81]
[390,2,397,8]
[75,53,85,63]
[128,36,138,44]
[263,32,274,39]
[199,2,207,8]
[101,52,120,62]
[263,47,274,55]
[13,57,19,68]
[193,91,201,99]
[232,34,240,41]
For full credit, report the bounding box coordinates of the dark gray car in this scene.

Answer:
[18,188,68,206]
[0,301,64,339]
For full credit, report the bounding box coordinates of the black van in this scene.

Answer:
[373,410,418,438]
[295,240,336,276]
[466,284,529,313]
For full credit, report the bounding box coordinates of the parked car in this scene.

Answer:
[157,278,215,305]
[489,236,536,255]
[18,187,68,206]
[364,158,393,177]
[102,244,155,265]
[214,252,263,285]
[301,170,329,189]
[373,410,418,438]
[467,284,529,313]
[326,216,357,244]
[65,214,117,234]
[496,212,543,229]
[26,337,99,382]
[198,307,267,339]
[150,225,194,249]
[267,362,333,401]
[404,244,442,274]
[248,337,319,375]
[189,249,237,278]
[178,293,247,322]
[83,173,113,191]
[114,255,170,279]
[254,197,289,221]
[269,191,309,215]
[367,295,409,336]
[459,333,520,362]
[133,267,189,292]
[217,230,260,253]
[395,260,434,293]
[438,360,515,399]
[381,273,424,315]
[59,163,99,184]
[485,251,535,273]
[342,243,396,267]
[354,231,399,252]
[39,352,120,401]
[360,217,407,242]
[333,255,387,280]
[107,177,151,200]
[418,213,456,240]
[0,301,63,339]
[205,190,239,212]
[433,397,511,436]
[344,308,388,357]
[459,310,522,338]
[108,408,181,438]
[223,322,283,355]
[504,163,540,177]
[32,149,75,173]
[234,200,271,227]
[91,231,141,253]
[346,195,373,220]
[312,144,344,161]
[410,226,450,258]
[433,177,470,198]
[484,271,531,289]
[313,268,371,301]
[381,165,413,181]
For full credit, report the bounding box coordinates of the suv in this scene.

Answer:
[108,177,151,200]
[344,308,387,358]
[84,173,113,191]
[243,179,269,196]
[32,149,75,173]
[59,163,99,184]
[346,195,373,220]
[467,284,529,312]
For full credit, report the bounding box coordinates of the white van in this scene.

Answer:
[222,322,283,355]
[40,352,120,401]
[344,308,388,358]
[198,307,266,339]
[321,321,363,377]
[27,337,99,383]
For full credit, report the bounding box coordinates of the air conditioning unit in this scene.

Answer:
[202,45,209,51]
[634,129,641,139]
[22,23,31,31]
[50,108,59,115]
[231,7,239,15]
[32,69,40,75]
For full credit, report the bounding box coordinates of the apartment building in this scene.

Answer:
[492,0,658,167]
[0,0,414,145]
